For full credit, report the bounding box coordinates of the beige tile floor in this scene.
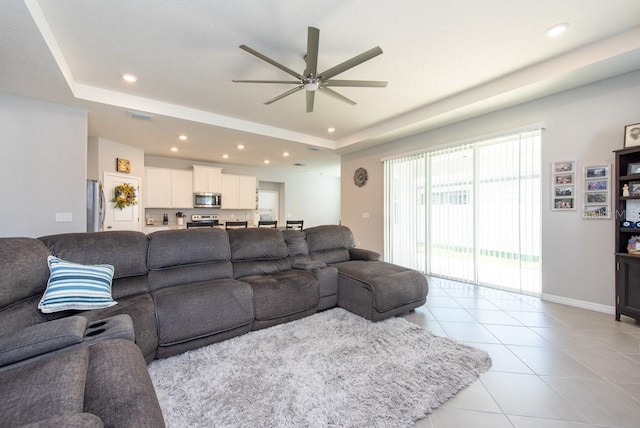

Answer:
[401,277,640,428]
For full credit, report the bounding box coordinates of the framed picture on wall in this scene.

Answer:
[624,123,640,148]
[551,161,576,211]
[583,164,610,219]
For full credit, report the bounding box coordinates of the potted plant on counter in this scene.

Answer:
[175,212,186,226]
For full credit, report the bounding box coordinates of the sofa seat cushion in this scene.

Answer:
[0,346,89,426]
[152,279,254,346]
[331,260,428,313]
[240,270,318,321]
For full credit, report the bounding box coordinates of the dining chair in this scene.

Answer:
[225,221,248,230]
[285,220,304,230]
[258,220,278,228]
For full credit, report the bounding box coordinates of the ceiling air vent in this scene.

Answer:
[294,163,306,167]
[308,146,321,152]
[127,110,154,120]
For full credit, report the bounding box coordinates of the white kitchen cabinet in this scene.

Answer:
[192,165,222,193]
[220,174,256,209]
[238,175,257,209]
[146,168,172,208]
[146,167,193,208]
[171,169,194,208]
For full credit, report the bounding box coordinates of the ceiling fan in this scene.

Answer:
[232,27,387,113]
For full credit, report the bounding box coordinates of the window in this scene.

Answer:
[384,129,541,296]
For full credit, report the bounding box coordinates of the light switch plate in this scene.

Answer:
[55,212,72,222]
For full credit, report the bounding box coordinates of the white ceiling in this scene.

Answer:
[2,0,640,176]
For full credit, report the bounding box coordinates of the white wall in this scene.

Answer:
[341,70,640,308]
[0,94,87,237]
[145,156,341,228]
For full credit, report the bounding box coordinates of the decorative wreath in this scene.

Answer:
[112,183,137,210]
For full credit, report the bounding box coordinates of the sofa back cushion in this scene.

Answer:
[0,238,51,310]
[39,231,149,300]
[228,228,290,278]
[282,230,310,264]
[147,228,233,291]
[305,225,355,264]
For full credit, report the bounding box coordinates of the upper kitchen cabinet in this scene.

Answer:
[193,165,222,193]
[146,167,193,208]
[221,174,257,210]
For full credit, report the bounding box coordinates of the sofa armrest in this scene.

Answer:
[0,316,87,368]
[349,248,381,261]
[292,260,327,270]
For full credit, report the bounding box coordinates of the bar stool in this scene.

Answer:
[285,220,304,230]
[258,220,278,228]
[225,221,248,230]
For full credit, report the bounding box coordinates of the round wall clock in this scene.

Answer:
[353,167,368,187]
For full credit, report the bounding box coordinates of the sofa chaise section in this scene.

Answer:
[305,225,429,321]
[147,228,254,358]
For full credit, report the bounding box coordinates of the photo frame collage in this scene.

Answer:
[551,161,610,219]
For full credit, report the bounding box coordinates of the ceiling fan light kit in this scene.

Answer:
[233,27,387,112]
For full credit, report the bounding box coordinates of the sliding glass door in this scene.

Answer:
[384,129,541,295]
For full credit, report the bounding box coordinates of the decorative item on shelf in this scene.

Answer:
[176,212,186,226]
[628,236,640,254]
[630,181,640,196]
[111,183,137,210]
[116,158,131,173]
[623,184,630,197]
[627,163,640,175]
[623,122,640,148]
[622,220,634,228]
[353,167,368,187]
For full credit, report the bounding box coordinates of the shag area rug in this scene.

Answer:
[148,308,491,428]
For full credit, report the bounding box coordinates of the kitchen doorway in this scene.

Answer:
[258,190,279,224]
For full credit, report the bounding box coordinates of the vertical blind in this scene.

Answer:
[384,129,541,295]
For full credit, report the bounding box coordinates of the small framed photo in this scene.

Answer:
[586,180,607,191]
[630,181,640,196]
[585,192,607,204]
[624,123,640,148]
[583,205,609,219]
[555,186,573,197]
[585,166,607,178]
[628,163,640,175]
[555,174,573,185]
[554,162,574,173]
[554,198,574,210]
[116,158,131,174]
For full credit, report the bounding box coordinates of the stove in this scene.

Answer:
[186,214,220,228]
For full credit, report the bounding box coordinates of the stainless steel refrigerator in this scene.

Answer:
[87,179,105,232]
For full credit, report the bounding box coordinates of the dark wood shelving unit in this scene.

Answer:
[614,146,640,321]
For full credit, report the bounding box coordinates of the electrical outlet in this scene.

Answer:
[362,212,370,219]
[55,212,72,222]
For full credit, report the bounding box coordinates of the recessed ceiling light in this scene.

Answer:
[264,159,270,164]
[222,154,229,159]
[327,127,335,133]
[237,144,245,150]
[170,147,178,152]
[546,22,569,38]
[283,152,290,157]
[122,73,138,83]
[178,134,188,141]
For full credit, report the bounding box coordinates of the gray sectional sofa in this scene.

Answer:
[0,225,428,427]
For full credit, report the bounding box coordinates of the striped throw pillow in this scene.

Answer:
[38,256,117,313]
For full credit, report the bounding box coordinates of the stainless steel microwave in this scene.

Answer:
[194,192,222,208]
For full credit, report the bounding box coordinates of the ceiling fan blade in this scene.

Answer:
[232,80,301,84]
[239,45,303,80]
[324,79,388,88]
[319,46,383,80]
[305,27,320,77]
[319,87,357,106]
[306,90,315,113]
[264,86,304,105]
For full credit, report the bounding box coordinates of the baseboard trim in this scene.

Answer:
[541,293,615,315]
